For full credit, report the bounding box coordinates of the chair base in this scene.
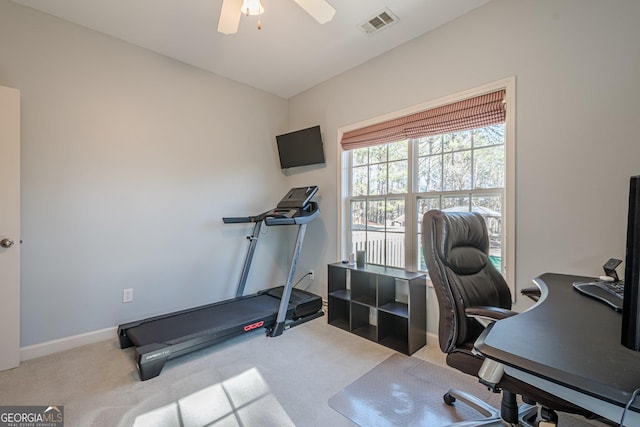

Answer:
[442,388,547,427]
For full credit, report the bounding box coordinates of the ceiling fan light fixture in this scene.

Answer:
[241,0,264,16]
[218,0,335,35]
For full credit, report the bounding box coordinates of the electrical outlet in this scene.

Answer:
[123,288,133,303]
[309,270,314,282]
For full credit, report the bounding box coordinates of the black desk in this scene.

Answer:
[475,273,640,424]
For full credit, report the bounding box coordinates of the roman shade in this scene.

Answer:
[341,90,506,151]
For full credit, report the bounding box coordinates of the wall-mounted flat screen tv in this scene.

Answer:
[276,125,325,169]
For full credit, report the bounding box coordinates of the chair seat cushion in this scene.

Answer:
[447,344,483,377]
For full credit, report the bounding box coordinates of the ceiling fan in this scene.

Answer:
[217,0,336,34]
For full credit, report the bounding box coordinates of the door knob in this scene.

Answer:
[0,238,14,248]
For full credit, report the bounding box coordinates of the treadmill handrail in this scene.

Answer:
[223,216,252,223]
[264,203,319,226]
[222,215,259,224]
[223,200,320,226]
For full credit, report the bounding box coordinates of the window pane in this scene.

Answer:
[418,135,442,156]
[369,145,387,164]
[386,198,405,232]
[386,232,405,268]
[366,199,385,230]
[365,231,384,265]
[365,199,385,264]
[352,165,368,196]
[474,145,504,189]
[416,196,440,270]
[369,163,388,195]
[443,130,472,152]
[350,200,366,253]
[472,194,502,215]
[416,197,439,234]
[472,195,502,270]
[352,147,368,166]
[417,155,442,192]
[473,124,504,148]
[388,140,408,161]
[386,199,405,268]
[365,200,386,264]
[443,150,472,191]
[442,196,469,211]
[388,160,408,194]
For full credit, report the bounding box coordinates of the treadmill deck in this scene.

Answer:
[126,294,282,347]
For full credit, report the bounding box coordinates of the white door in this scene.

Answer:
[0,86,20,371]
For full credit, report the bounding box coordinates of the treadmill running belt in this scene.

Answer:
[126,294,283,347]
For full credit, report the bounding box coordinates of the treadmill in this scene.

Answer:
[117,186,323,380]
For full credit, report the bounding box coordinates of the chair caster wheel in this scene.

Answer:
[443,392,456,405]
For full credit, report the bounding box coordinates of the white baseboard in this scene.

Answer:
[427,331,438,345]
[20,326,117,361]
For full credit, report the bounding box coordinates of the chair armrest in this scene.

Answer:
[520,286,541,302]
[465,306,518,327]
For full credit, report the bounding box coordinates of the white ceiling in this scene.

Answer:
[12,0,491,98]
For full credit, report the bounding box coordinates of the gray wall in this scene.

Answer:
[286,0,640,322]
[0,0,294,346]
[3,0,640,346]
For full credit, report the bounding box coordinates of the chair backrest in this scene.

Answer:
[422,210,512,354]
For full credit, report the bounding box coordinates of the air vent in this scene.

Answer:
[360,8,399,35]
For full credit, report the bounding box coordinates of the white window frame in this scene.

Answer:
[337,77,516,296]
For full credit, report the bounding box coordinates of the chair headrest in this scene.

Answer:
[431,211,490,275]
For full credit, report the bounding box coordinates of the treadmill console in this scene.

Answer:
[266,186,319,225]
[276,186,318,209]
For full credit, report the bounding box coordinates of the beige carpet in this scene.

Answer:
[0,319,393,426]
[0,319,614,427]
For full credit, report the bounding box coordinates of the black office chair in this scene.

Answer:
[422,210,592,426]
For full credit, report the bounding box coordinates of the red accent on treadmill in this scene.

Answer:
[243,320,264,331]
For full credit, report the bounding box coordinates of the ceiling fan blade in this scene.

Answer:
[218,0,243,34]
[294,0,336,24]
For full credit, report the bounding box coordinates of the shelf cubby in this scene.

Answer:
[327,295,350,331]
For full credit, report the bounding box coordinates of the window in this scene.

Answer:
[414,125,505,271]
[340,79,515,287]
[350,140,408,268]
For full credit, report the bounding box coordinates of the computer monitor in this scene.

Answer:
[622,175,640,350]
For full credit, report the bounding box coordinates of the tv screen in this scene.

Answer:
[276,125,325,169]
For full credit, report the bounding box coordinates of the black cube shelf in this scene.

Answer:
[327,263,427,355]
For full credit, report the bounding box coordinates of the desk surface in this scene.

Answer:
[475,272,640,422]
